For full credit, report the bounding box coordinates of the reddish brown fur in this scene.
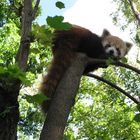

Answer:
[40,25,133,113]
[52,25,93,53]
[40,25,107,113]
[40,43,76,112]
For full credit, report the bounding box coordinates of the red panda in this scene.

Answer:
[40,25,132,113]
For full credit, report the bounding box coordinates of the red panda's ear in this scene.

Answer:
[125,42,133,52]
[101,29,111,38]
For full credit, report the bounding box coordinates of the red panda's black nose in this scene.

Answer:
[109,50,114,55]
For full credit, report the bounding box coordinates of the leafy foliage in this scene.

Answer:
[46,16,72,30]
[0,64,31,86]
[64,70,140,139]
[0,0,140,139]
[0,22,20,66]
[112,0,140,48]
[18,92,44,139]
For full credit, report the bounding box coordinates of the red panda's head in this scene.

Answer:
[101,29,133,59]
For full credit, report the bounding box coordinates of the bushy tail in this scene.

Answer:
[40,48,75,113]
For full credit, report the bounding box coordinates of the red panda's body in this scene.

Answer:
[40,25,132,113]
[53,25,106,59]
[52,25,107,74]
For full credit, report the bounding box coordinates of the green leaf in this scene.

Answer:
[106,58,114,65]
[0,65,31,86]
[30,48,40,54]
[47,16,63,26]
[25,94,48,105]
[134,113,140,122]
[55,1,65,9]
[121,57,128,63]
[46,16,72,30]
[137,104,140,111]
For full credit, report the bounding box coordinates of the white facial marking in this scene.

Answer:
[105,46,118,57]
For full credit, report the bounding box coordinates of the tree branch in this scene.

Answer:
[40,54,88,140]
[87,58,140,74]
[16,0,40,71]
[114,61,140,74]
[127,0,140,26]
[16,0,33,71]
[39,56,139,139]
[32,0,40,20]
[87,73,140,104]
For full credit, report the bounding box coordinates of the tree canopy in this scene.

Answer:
[0,0,140,139]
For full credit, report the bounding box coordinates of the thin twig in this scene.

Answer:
[86,73,140,104]
[32,0,40,20]
[114,61,140,74]
[127,0,140,26]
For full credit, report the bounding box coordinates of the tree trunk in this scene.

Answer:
[0,0,35,139]
[39,53,88,140]
[0,80,20,140]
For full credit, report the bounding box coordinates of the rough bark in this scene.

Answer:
[0,81,20,140]
[16,0,33,71]
[39,54,88,140]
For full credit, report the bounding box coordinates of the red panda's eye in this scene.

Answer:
[105,44,111,49]
[116,48,121,55]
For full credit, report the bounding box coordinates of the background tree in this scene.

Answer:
[0,0,41,139]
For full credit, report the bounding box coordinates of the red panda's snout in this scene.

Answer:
[105,46,121,58]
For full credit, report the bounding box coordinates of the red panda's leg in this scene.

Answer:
[40,46,76,113]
